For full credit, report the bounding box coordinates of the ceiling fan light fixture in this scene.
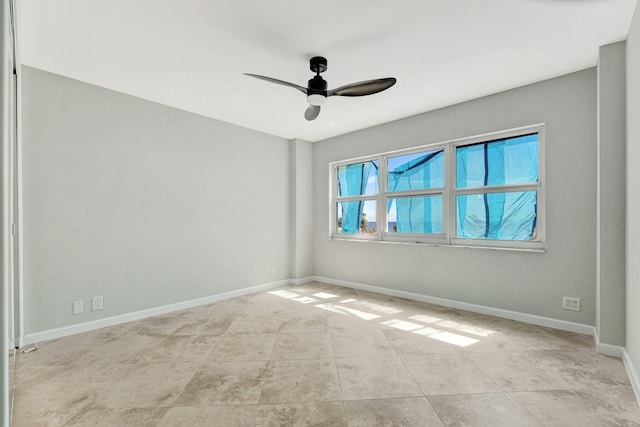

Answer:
[307,94,327,106]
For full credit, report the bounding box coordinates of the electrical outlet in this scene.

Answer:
[73,300,84,315]
[562,296,580,311]
[91,296,104,311]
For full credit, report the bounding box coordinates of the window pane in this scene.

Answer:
[456,134,538,188]
[456,191,538,240]
[388,196,442,234]
[388,150,444,192]
[336,200,377,234]
[337,160,379,197]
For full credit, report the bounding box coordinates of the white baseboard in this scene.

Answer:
[313,275,595,336]
[17,274,597,346]
[623,349,640,408]
[21,279,291,346]
[593,329,625,358]
[290,276,316,286]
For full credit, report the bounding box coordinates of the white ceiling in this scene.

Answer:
[20,0,637,142]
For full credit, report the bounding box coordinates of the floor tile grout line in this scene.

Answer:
[424,394,452,427]
[459,350,505,394]
[503,391,547,426]
[390,331,432,401]
[327,317,346,406]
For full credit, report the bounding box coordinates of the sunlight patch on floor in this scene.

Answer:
[354,301,402,315]
[382,319,424,331]
[313,292,339,299]
[428,331,479,347]
[409,314,441,324]
[436,320,497,337]
[270,286,487,348]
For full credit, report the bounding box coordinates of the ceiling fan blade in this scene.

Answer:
[304,105,321,121]
[243,73,307,94]
[328,77,397,97]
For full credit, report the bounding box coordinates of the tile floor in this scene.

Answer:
[10,281,640,426]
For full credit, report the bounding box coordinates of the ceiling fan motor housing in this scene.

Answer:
[307,56,329,105]
[307,76,328,105]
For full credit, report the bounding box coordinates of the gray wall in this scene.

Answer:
[596,41,626,347]
[22,66,292,334]
[626,0,640,389]
[290,139,314,279]
[313,69,597,325]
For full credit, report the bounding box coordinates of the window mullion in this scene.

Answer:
[379,156,387,238]
[446,144,456,245]
[454,182,540,196]
[386,188,444,198]
[336,195,378,203]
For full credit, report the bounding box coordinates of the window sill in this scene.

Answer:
[329,236,547,253]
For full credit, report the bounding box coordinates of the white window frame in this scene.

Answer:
[331,158,381,241]
[330,124,545,251]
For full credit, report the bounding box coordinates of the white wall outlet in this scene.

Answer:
[72,300,84,315]
[562,296,580,311]
[91,296,104,311]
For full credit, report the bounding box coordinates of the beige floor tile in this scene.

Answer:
[510,387,640,426]
[463,350,589,391]
[11,281,639,426]
[345,397,445,426]
[175,361,268,406]
[543,327,595,351]
[241,291,319,317]
[383,329,460,355]
[331,328,396,359]
[119,314,184,336]
[70,333,168,366]
[64,407,169,427]
[132,334,219,364]
[278,314,329,333]
[294,282,358,299]
[402,353,502,395]
[336,357,423,400]
[465,349,630,392]
[14,378,103,413]
[92,362,199,408]
[549,350,631,388]
[170,314,237,336]
[15,328,121,368]
[188,295,252,318]
[259,359,342,404]
[272,332,333,360]
[11,410,78,427]
[227,315,284,334]
[326,311,383,333]
[205,333,276,362]
[157,402,348,427]
[13,363,131,412]
[471,324,592,353]
[428,393,542,427]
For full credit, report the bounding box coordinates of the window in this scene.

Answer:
[331,125,544,250]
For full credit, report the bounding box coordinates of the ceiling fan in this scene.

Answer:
[244,56,397,121]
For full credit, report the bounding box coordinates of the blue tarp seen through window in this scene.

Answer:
[387,150,444,233]
[337,133,538,240]
[337,161,377,234]
[456,134,538,240]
